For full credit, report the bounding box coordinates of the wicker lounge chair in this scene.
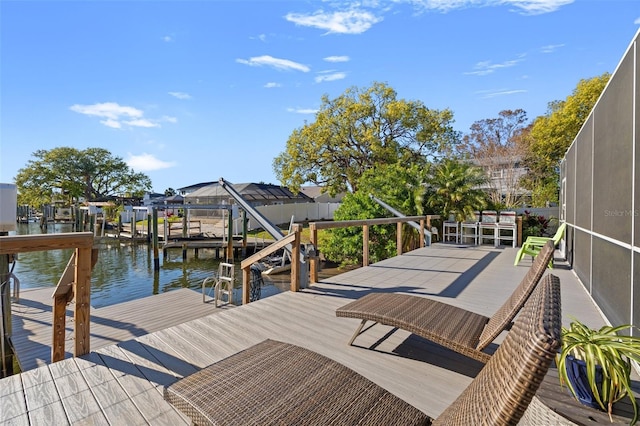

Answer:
[514,222,567,268]
[163,274,561,425]
[335,240,556,363]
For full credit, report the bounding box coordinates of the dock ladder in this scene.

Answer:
[202,262,235,307]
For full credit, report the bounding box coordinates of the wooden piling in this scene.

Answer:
[153,209,160,271]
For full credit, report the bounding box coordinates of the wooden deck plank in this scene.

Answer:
[0,244,615,425]
[10,288,229,372]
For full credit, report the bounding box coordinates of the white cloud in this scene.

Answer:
[163,35,173,42]
[126,153,176,172]
[236,55,310,72]
[395,0,573,15]
[70,102,174,129]
[539,44,564,53]
[287,107,318,114]
[162,115,178,123]
[70,102,143,120]
[315,72,347,83]
[464,58,522,76]
[264,82,282,88]
[168,91,192,100]
[635,17,640,25]
[476,88,527,98]
[504,0,574,15]
[285,10,382,34]
[100,119,122,129]
[124,119,159,128]
[324,55,350,62]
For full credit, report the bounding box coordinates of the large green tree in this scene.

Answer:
[15,147,152,206]
[273,82,458,196]
[322,163,427,266]
[521,73,610,206]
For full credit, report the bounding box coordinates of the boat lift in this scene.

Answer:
[369,195,433,246]
[218,178,309,285]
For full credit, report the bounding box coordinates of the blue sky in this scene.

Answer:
[2,0,639,194]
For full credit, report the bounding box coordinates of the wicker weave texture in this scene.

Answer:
[336,241,555,363]
[433,274,562,426]
[164,339,431,426]
[519,396,577,426]
[164,274,561,426]
[477,240,555,348]
[337,292,490,362]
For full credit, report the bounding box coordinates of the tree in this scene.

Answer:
[273,82,459,196]
[457,109,531,208]
[521,73,610,206]
[164,187,177,197]
[321,192,393,267]
[321,163,428,266]
[15,147,152,206]
[425,158,488,221]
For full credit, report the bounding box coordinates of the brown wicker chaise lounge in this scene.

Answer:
[335,240,555,363]
[163,274,561,425]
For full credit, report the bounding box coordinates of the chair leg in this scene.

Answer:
[347,320,368,346]
[514,247,526,265]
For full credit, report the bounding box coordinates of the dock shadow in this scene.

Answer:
[309,250,500,301]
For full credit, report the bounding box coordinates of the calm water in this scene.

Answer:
[11,223,290,308]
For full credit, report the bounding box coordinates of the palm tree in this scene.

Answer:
[426,158,488,221]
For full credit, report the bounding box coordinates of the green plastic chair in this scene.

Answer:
[514,222,567,268]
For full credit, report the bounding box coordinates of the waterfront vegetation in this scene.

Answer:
[9,75,608,294]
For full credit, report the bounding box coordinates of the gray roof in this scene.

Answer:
[186,182,313,202]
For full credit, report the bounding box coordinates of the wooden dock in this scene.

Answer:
[10,288,231,372]
[0,244,616,425]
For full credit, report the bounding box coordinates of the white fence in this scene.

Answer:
[244,203,341,231]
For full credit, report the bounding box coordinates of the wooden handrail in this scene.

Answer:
[310,215,428,230]
[308,215,438,283]
[0,232,93,254]
[240,215,440,302]
[0,232,94,362]
[240,226,301,305]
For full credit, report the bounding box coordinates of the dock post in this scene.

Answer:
[362,224,370,266]
[182,213,187,239]
[0,231,12,377]
[74,246,92,357]
[226,207,233,262]
[147,213,151,244]
[291,224,301,292]
[241,210,247,258]
[309,223,318,284]
[153,208,160,271]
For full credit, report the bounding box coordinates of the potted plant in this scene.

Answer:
[557,320,640,424]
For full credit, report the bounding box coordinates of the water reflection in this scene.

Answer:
[11,223,290,308]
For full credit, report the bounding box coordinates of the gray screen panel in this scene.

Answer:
[592,52,634,244]
[592,237,631,326]
[565,143,576,226]
[634,252,640,332]
[572,228,591,290]
[635,41,640,247]
[575,119,593,230]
